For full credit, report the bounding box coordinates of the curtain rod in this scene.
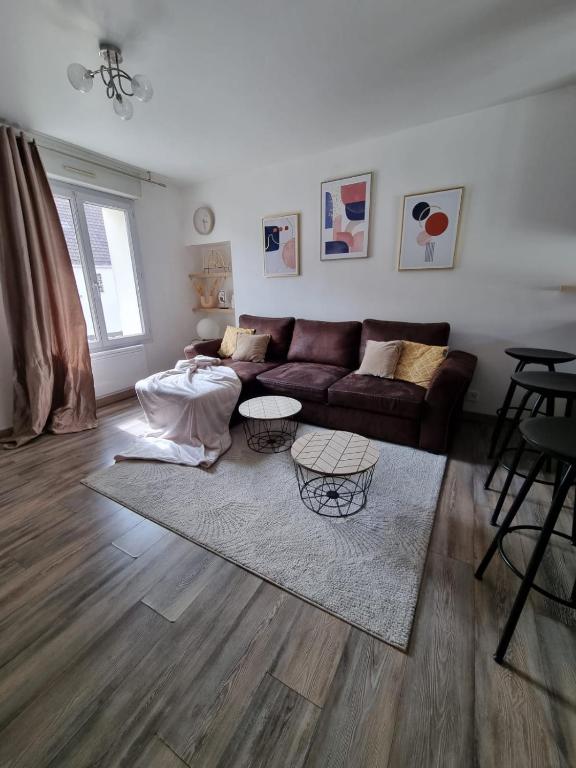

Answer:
[35,143,167,188]
[0,119,167,189]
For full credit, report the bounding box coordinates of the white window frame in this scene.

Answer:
[51,181,151,352]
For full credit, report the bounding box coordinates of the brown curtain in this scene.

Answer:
[0,126,97,448]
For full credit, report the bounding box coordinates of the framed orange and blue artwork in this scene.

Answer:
[321,172,372,260]
[262,212,300,277]
[398,187,464,270]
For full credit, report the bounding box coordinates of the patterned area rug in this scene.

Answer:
[83,424,446,650]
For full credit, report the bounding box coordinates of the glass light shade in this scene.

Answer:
[131,74,153,102]
[67,63,93,93]
[113,95,134,120]
[196,317,221,340]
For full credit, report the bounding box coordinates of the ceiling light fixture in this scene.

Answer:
[67,43,153,121]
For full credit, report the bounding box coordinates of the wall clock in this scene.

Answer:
[193,206,215,235]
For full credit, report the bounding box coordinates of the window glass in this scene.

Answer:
[83,202,144,339]
[52,184,147,351]
[54,195,96,341]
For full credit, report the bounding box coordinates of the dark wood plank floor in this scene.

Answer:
[0,400,574,767]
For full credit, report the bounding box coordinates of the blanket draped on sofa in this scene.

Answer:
[116,357,241,467]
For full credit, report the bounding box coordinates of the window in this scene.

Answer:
[52,182,149,351]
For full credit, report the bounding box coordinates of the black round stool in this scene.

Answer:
[476,417,576,663]
[488,347,575,458]
[485,372,576,514]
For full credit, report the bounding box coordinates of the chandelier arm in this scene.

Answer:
[117,69,134,96]
[110,50,121,99]
[99,65,119,100]
[108,50,134,99]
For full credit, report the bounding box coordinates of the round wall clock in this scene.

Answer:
[193,206,215,235]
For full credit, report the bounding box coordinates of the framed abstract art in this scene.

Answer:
[321,172,372,260]
[262,213,300,277]
[398,187,463,270]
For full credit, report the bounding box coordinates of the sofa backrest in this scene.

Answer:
[360,319,450,359]
[239,314,295,361]
[287,319,362,369]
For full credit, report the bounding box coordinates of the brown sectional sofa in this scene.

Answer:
[184,314,477,454]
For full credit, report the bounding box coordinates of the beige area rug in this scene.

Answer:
[82,424,446,650]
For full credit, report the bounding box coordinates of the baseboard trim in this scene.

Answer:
[96,388,136,408]
[0,426,12,438]
[462,410,496,425]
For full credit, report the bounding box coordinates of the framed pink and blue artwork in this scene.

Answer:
[321,172,372,260]
[398,187,464,270]
[262,213,299,277]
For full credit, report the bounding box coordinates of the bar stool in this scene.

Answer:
[488,348,575,458]
[476,417,576,663]
[485,372,576,521]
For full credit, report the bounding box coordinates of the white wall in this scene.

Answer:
[134,180,193,377]
[0,177,194,429]
[184,87,576,415]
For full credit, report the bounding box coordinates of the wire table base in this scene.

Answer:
[242,416,299,453]
[294,463,376,517]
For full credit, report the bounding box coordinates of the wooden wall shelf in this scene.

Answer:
[188,242,234,327]
[193,307,234,313]
[189,272,232,279]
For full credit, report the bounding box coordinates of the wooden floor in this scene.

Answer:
[0,400,574,768]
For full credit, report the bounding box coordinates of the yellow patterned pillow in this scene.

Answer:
[394,341,448,388]
[218,326,254,358]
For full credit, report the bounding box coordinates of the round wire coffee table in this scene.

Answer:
[291,430,380,517]
[239,395,302,453]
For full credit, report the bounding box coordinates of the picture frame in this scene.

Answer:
[262,212,300,277]
[321,172,372,260]
[398,186,464,271]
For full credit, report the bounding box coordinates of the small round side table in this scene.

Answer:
[291,430,380,518]
[239,395,301,453]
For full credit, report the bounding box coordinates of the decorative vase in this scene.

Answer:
[200,295,218,308]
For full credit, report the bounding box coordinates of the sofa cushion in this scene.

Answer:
[287,319,362,369]
[257,362,349,403]
[356,339,402,378]
[218,326,254,358]
[328,372,425,420]
[223,360,279,386]
[360,319,450,359]
[232,333,271,363]
[395,341,448,388]
[239,314,295,362]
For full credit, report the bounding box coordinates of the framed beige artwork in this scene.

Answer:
[262,213,300,277]
[398,186,463,270]
[321,172,372,260]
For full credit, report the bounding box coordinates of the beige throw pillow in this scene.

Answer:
[218,326,254,358]
[394,340,448,388]
[232,333,271,363]
[355,339,402,378]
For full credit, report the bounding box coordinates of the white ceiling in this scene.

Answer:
[1,0,575,183]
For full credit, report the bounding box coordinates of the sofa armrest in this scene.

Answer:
[184,338,222,359]
[419,350,477,453]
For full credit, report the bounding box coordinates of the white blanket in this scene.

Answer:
[115,356,241,467]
